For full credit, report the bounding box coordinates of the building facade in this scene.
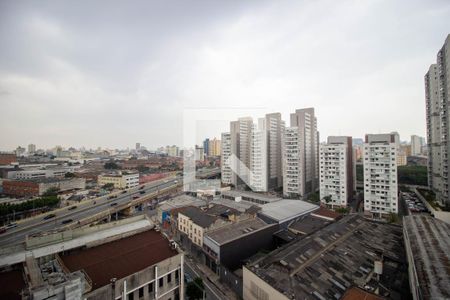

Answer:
[283,108,319,198]
[98,172,139,189]
[230,117,253,187]
[319,136,355,208]
[3,177,86,197]
[363,133,399,217]
[265,113,284,189]
[249,119,268,192]
[410,135,425,156]
[425,34,450,207]
[221,133,232,185]
[208,138,221,157]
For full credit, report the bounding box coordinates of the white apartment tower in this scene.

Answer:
[319,136,355,208]
[249,118,268,191]
[283,108,319,198]
[411,135,425,156]
[363,133,399,217]
[230,117,253,186]
[425,34,450,207]
[221,133,232,185]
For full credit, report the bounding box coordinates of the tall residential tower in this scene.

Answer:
[425,34,450,207]
[283,108,319,198]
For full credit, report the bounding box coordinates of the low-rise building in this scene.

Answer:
[257,199,318,226]
[221,190,281,205]
[204,217,277,271]
[97,171,139,189]
[3,177,86,197]
[0,153,17,165]
[22,230,183,300]
[178,206,228,248]
[403,215,450,300]
[243,215,409,300]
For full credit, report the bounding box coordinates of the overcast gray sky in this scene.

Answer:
[0,0,449,150]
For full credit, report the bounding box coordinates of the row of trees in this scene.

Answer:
[356,164,427,186]
[0,195,59,217]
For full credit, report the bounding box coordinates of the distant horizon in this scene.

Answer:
[1,1,449,150]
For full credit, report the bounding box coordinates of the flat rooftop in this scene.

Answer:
[258,199,319,223]
[159,194,206,210]
[222,190,282,203]
[61,230,177,290]
[206,217,274,245]
[403,215,450,299]
[247,214,408,299]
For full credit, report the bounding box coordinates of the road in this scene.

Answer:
[184,259,225,300]
[0,176,181,247]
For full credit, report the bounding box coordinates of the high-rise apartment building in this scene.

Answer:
[28,144,36,154]
[265,113,284,189]
[319,136,355,208]
[135,142,140,150]
[411,135,425,156]
[249,119,268,191]
[230,117,253,186]
[283,108,319,198]
[208,138,221,157]
[425,34,450,207]
[203,138,210,157]
[363,133,398,217]
[221,133,232,185]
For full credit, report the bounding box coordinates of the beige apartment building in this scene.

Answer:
[178,206,227,247]
[98,171,139,189]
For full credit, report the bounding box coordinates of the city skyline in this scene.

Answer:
[1,1,449,149]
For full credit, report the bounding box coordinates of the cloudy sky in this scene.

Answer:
[0,0,449,150]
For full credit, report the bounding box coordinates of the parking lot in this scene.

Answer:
[401,191,429,214]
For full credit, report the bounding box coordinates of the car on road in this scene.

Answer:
[139,190,145,194]
[61,219,72,224]
[108,195,118,200]
[6,223,17,229]
[43,214,56,220]
[110,202,118,207]
[133,196,139,200]
[68,206,77,211]
[0,227,6,234]
[121,190,127,194]
[139,186,145,190]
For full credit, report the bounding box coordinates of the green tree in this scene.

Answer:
[137,165,150,173]
[387,213,399,224]
[104,161,120,170]
[397,165,427,186]
[102,183,115,190]
[186,277,204,300]
[43,187,60,197]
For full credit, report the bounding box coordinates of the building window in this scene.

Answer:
[159,277,164,287]
[128,293,134,300]
[139,287,144,298]
[148,281,154,293]
[168,272,172,283]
